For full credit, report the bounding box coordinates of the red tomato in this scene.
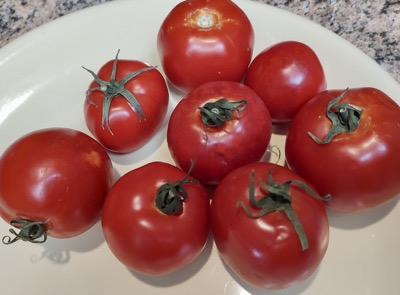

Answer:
[101,161,210,275]
[244,41,327,122]
[157,0,254,94]
[167,81,272,185]
[285,87,400,212]
[211,162,329,290]
[83,51,169,153]
[0,128,114,243]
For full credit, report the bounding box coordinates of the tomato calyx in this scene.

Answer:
[2,219,47,245]
[238,171,330,251]
[199,98,247,128]
[308,88,363,144]
[155,163,197,215]
[83,50,156,135]
[187,8,221,30]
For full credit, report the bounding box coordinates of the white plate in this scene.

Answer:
[1,0,399,294]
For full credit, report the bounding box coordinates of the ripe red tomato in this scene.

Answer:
[0,128,114,243]
[83,50,169,154]
[157,0,254,94]
[211,162,329,290]
[244,41,327,122]
[167,81,272,185]
[101,161,210,275]
[285,87,400,212]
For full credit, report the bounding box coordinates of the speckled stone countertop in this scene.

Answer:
[0,0,399,84]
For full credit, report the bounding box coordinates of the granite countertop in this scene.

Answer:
[0,0,399,84]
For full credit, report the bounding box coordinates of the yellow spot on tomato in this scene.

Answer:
[84,150,102,168]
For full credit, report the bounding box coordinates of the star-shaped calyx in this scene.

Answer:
[83,50,156,135]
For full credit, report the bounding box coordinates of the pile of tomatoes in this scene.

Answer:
[1,0,400,291]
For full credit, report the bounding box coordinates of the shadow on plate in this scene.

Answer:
[130,233,214,287]
[166,80,185,101]
[272,122,292,136]
[220,254,319,295]
[327,196,399,230]
[30,221,105,264]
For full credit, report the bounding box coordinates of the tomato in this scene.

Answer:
[157,0,254,94]
[0,128,114,243]
[285,87,400,212]
[244,41,327,122]
[83,50,169,154]
[101,161,210,275]
[210,162,329,290]
[167,81,272,185]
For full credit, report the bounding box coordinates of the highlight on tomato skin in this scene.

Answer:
[0,128,114,244]
[244,40,327,123]
[1,0,398,292]
[101,161,210,276]
[157,0,255,94]
[83,50,169,154]
[167,81,272,185]
[210,161,330,290]
[285,87,400,213]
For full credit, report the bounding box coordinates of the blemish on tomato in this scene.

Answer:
[84,150,102,167]
[186,8,222,30]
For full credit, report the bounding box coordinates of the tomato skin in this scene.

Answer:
[157,0,254,94]
[285,87,400,212]
[101,161,210,275]
[167,81,272,185]
[244,41,326,122]
[84,58,169,154]
[0,128,114,238]
[211,162,329,290]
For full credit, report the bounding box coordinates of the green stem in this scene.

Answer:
[83,49,156,135]
[2,219,47,245]
[155,162,197,215]
[308,88,363,144]
[238,170,330,251]
[198,98,247,128]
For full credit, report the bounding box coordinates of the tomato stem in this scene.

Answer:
[199,98,247,128]
[308,88,363,144]
[155,162,197,215]
[2,219,47,245]
[238,171,330,251]
[83,49,156,135]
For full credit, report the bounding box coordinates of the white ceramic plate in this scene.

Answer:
[1,0,399,294]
